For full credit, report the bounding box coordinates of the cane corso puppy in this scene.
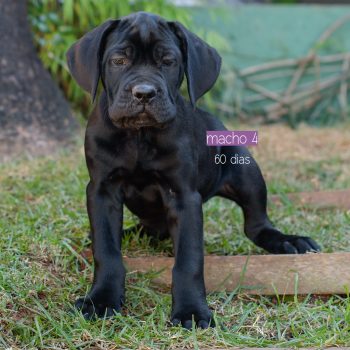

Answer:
[66,12,320,328]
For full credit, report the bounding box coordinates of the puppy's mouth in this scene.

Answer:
[112,112,165,129]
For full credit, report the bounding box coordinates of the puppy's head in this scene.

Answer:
[67,12,221,129]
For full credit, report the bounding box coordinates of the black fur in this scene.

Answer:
[67,12,320,329]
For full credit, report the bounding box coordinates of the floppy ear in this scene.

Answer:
[169,21,222,106]
[66,19,119,102]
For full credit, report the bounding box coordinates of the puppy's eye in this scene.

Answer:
[162,57,175,66]
[111,57,128,66]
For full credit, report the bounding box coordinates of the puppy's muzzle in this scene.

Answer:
[110,82,171,129]
[132,84,157,104]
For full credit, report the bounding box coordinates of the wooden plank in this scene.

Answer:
[124,253,350,295]
[270,189,350,210]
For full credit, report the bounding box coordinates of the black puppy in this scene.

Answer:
[67,12,320,329]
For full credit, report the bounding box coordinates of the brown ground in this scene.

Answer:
[253,123,350,163]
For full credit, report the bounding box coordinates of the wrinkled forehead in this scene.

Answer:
[105,12,180,51]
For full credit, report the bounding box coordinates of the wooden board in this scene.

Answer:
[124,253,350,295]
[271,189,350,210]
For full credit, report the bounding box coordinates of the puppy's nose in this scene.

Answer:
[132,84,157,103]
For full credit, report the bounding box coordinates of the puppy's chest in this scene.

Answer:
[117,132,177,173]
[117,138,176,201]
[94,131,180,186]
[119,138,153,169]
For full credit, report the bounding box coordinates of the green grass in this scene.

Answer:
[1,139,350,349]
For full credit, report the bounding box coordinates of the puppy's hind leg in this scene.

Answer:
[217,147,320,254]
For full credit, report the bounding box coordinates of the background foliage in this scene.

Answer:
[29,0,349,125]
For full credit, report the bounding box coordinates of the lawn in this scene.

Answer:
[1,123,350,349]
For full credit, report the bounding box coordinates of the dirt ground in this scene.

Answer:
[253,123,350,163]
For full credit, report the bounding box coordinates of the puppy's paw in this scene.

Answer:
[74,291,124,319]
[255,229,321,254]
[278,235,320,254]
[171,304,215,329]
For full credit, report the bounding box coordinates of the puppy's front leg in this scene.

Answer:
[169,191,214,329]
[75,180,126,319]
